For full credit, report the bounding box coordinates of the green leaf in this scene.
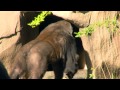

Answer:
[28,11,52,28]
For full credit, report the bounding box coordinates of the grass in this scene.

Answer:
[89,61,120,79]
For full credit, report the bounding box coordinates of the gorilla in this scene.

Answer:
[10,20,78,79]
[39,15,86,70]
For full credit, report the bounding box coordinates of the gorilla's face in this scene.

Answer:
[65,66,77,79]
[64,54,79,79]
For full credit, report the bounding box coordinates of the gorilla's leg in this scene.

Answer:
[10,65,24,79]
[10,51,27,79]
[27,52,48,79]
[52,60,64,79]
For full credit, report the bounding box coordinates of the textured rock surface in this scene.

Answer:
[0,11,40,75]
[81,11,120,78]
[52,11,91,28]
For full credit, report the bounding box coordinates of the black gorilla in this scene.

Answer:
[10,20,78,79]
[39,15,86,69]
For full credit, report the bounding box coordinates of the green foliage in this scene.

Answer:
[28,11,52,28]
[75,16,119,38]
[74,24,95,37]
[89,67,94,79]
[89,74,94,79]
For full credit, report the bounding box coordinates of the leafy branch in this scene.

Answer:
[28,11,52,28]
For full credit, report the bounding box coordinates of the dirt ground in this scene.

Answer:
[43,69,87,79]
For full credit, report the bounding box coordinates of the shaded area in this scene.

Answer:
[0,61,10,79]
[71,23,86,69]
[19,11,40,45]
[39,14,64,33]
[84,50,92,79]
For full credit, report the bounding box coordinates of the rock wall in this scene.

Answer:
[81,11,120,78]
[0,11,40,76]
